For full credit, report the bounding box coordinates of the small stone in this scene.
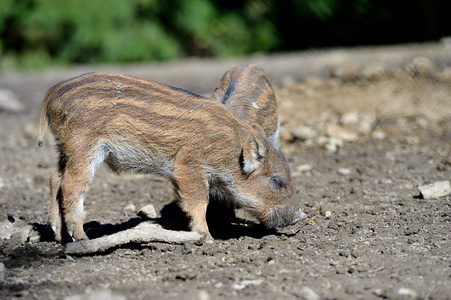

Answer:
[361,63,388,79]
[372,130,387,140]
[138,204,157,219]
[65,289,126,300]
[291,126,316,141]
[418,181,451,199]
[396,287,417,298]
[327,125,358,142]
[351,248,363,258]
[337,168,351,176]
[198,290,210,300]
[325,137,343,153]
[296,286,320,300]
[339,249,351,257]
[440,67,451,81]
[340,112,359,126]
[232,279,263,290]
[331,65,360,81]
[357,114,375,134]
[408,57,436,76]
[296,164,313,173]
[404,224,421,236]
[124,203,136,213]
[0,89,23,113]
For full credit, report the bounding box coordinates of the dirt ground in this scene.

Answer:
[0,45,450,299]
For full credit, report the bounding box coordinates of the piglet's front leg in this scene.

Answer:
[173,161,213,242]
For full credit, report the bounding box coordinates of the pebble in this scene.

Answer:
[396,287,417,298]
[232,279,263,290]
[123,203,136,213]
[418,181,451,199]
[372,130,387,140]
[339,249,351,257]
[337,168,351,176]
[296,286,320,300]
[361,63,388,80]
[291,125,316,141]
[404,224,421,236]
[325,137,343,153]
[0,89,23,113]
[296,164,313,173]
[327,125,358,142]
[331,65,360,80]
[65,289,126,300]
[340,112,359,126]
[408,57,436,77]
[138,204,157,219]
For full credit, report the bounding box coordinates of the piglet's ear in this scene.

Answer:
[241,134,267,174]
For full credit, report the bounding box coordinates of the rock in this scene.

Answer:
[408,57,436,77]
[0,215,33,242]
[440,67,451,81]
[339,249,351,257]
[232,279,264,290]
[123,203,136,213]
[372,130,387,140]
[337,168,351,176]
[0,89,24,113]
[0,177,4,190]
[396,287,417,298]
[361,63,388,80]
[327,125,358,142]
[404,224,421,236]
[418,181,451,199]
[296,164,313,173]
[291,125,316,141]
[295,286,320,300]
[331,65,360,81]
[138,204,157,219]
[340,112,359,126]
[324,137,343,153]
[357,114,375,134]
[65,289,126,300]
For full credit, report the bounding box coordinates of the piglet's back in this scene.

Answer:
[40,72,246,159]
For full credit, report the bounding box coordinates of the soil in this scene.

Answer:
[0,45,450,299]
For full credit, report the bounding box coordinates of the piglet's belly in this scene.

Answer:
[92,142,175,177]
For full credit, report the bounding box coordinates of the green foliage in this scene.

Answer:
[0,0,449,71]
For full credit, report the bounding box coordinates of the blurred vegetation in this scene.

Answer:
[0,0,449,70]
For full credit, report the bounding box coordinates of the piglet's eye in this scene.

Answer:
[270,175,287,191]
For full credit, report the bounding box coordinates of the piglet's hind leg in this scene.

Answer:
[48,168,63,242]
[60,165,90,243]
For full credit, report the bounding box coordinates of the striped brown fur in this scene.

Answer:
[211,64,279,145]
[38,71,306,243]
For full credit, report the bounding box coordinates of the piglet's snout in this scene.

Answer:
[290,208,308,225]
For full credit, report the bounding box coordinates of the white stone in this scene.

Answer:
[291,126,316,141]
[0,89,23,113]
[418,181,451,199]
[327,125,358,142]
[397,287,417,298]
[372,130,387,140]
[138,204,157,219]
[297,287,320,300]
[340,112,359,126]
[296,164,313,173]
[337,168,351,176]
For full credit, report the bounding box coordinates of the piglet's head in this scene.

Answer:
[237,126,307,229]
